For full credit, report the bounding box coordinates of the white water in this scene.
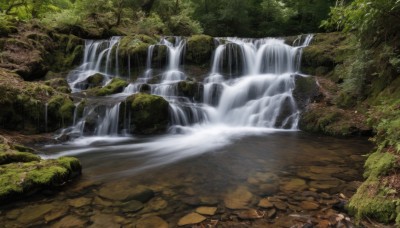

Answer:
[44,35,313,169]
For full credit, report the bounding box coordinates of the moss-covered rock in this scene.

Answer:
[48,94,75,128]
[123,93,169,134]
[0,156,81,204]
[177,80,204,102]
[44,78,71,93]
[0,151,41,165]
[348,179,397,224]
[88,77,128,96]
[185,35,214,65]
[74,73,106,90]
[302,32,355,80]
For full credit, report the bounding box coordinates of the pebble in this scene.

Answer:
[258,199,274,208]
[237,209,264,219]
[224,186,253,209]
[136,216,168,228]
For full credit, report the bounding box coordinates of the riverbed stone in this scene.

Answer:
[44,205,69,222]
[177,212,206,226]
[258,199,274,208]
[259,183,279,195]
[121,200,144,213]
[309,179,342,191]
[224,186,253,209]
[68,197,92,208]
[136,216,168,228]
[98,182,154,202]
[6,209,21,220]
[299,201,320,210]
[196,206,217,215]
[147,197,168,212]
[89,213,120,228]
[267,208,277,218]
[237,209,264,219]
[52,215,88,228]
[280,178,307,192]
[273,201,287,211]
[18,203,55,224]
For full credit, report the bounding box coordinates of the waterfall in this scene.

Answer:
[61,35,313,140]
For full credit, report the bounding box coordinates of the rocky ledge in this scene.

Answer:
[0,136,81,204]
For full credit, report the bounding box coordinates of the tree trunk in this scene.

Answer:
[141,0,156,15]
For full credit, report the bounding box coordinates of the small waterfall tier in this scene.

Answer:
[62,35,313,139]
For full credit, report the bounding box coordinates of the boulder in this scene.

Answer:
[123,93,169,134]
[185,35,214,65]
[88,77,128,96]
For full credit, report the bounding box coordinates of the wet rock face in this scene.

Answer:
[0,69,75,133]
[177,80,204,102]
[292,75,319,110]
[123,93,169,134]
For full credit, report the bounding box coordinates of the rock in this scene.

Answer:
[267,208,277,218]
[299,201,320,210]
[224,186,253,209]
[237,209,264,219]
[47,94,76,129]
[196,206,217,216]
[317,220,331,228]
[18,203,55,224]
[123,93,169,134]
[293,75,319,110]
[98,182,154,202]
[273,201,287,211]
[258,183,279,196]
[147,197,168,211]
[177,212,206,226]
[280,178,307,192]
[93,196,113,207]
[89,213,120,228]
[136,216,168,228]
[0,157,81,204]
[5,209,21,220]
[121,200,144,213]
[44,206,69,222]
[0,150,40,165]
[309,179,342,191]
[258,199,274,209]
[177,80,204,102]
[53,215,87,228]
[185,35,214,64]
[45,78,71,93]
[68,197,92,208]
[88,77,128,96]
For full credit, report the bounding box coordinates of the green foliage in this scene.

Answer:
[135,13,167,35]
[322,0,400,46]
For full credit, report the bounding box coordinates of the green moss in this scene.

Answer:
[185,35,214,65]
[90,78,128,96]
[348,180,397,223]
[0,156,81,203]
[48,94,75,127]
[364,152,397,179]
[125,93,169,134]
[0,151,40,165]
[177,80,203,101]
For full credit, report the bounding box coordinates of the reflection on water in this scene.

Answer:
[0,132,371,227]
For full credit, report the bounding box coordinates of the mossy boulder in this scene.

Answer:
[0,156,81,204]
[123,93,169,134]
[88,77,128,96]
[185,35,214,65]
[74,73,106,90]
[177,80,204,102]
[47,94,75,129]
[302,32,355,79]
[44,78,71,93]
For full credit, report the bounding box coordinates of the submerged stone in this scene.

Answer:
[196,206,217,216]
[224,186,253,209]
[18,203,55,224]
[136,216,168,228]
[177,212,206,226]
[98,182,154,202]
[258,199,274,208]
[237,209,264,219]
[53,215,88,228]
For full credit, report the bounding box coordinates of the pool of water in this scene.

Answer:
[0,132,371,227]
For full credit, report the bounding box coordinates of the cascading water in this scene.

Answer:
[49,35,313,164]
